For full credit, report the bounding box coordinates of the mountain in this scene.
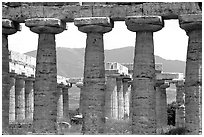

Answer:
[25,46,185,78]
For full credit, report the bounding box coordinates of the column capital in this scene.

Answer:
[74,17,114,33]
[179,14,202,33]
[156,80,170,89]
[2,19,20,35]
[25,18,67,34]
[16,74,27,80]
[173,79,185,87]
[9,72,17,78]
[26,75,35,81]
[76,82,83,88]
[125,16,164,32]
[57,83,65,89]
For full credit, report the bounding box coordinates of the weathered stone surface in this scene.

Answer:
[25,76,34,123]
[116,77,124,120]
[123,78,131,119]
[33,34,58,134]
[2,2,201,22]
[2,19,20,35]
[175,80,185,128]
[132,78,156,134]
[81,32,106,134]
[179,14,202,33]
[8,73,17,124]
[15,75,26,123]
[179,15,202,134]
[25,18,66,34]
[125,16,163,32]
[74,17,113,33]
[126,16,164,134]
[57,84,64,122]
[76,82,84,114]
[155,80,169,133]
[75,18,113,133]
[62,85,70,122]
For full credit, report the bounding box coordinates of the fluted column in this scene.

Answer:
[117,77,124,120]
[2,19,20,130]
[15,74,26,123]
[74,17,113,134]
[25,76,35,124]
[175,80,185,128]
[62,84,71,122]
[105,75,118,119]
[25,18,66,134]
[57,83,64,122]
[125,16,164,134]
[9,72,17,124]
[123,78,131,119]
[179,14,202,135]
[155,80,169,133]
[76,82,84,114]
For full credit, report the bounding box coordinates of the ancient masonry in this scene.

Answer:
[2,2,202,135]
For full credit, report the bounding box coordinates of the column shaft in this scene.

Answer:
[82,32,105,134]
[117,78,124,120]
[156,81,169,133]
[25,78,34,123]
[62,87,69,122]
[2,19,19,130]
[57,86,63,122]
[105,76,118,119]
[125,16,163,134]
[9,74,16,124]
[179,14,202,134]
[185,30,202,134]
[34,33,58,133]
[175,82,185,128]
[123,79,131,119]
[15,76,26,123]
[132,31,156,134]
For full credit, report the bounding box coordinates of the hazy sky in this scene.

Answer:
[8,19,188,61]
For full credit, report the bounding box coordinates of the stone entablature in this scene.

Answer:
[2,2,201,22]
[105,62,129,75]
[9,50,70,84]
[122,63,163,73]
[156,72,184,80]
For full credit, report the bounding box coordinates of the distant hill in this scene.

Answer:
[25,46,185,78]
[25,46,183,109]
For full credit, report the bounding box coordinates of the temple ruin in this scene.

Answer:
[2,2,202,135]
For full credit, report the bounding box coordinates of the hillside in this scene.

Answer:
[25,46,185,77]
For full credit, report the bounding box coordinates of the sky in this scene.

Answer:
[8,18,188,61]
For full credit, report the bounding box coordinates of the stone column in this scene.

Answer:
[57,83,64,122]
[179,14,202,134]
[155,80,169,133]
[62,84,71,122]
[123,78,131,120]
[9,72,17,124]
[175,80,185,128]
[15,74,26,123]
[105,75,118,119]
[25,76,34,124]
[76,82,84,114]
[2,19,20,130]
[25,18,66,134]
[125,16,163,134]
[117,77,124,120]
[74,17,113,134]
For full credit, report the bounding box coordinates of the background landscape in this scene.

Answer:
[25,46,186,109]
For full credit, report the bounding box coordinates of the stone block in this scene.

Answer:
[25,18,66,29]
[126,4,143,16]
[74,17,113,27]
[93,5,112,17]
